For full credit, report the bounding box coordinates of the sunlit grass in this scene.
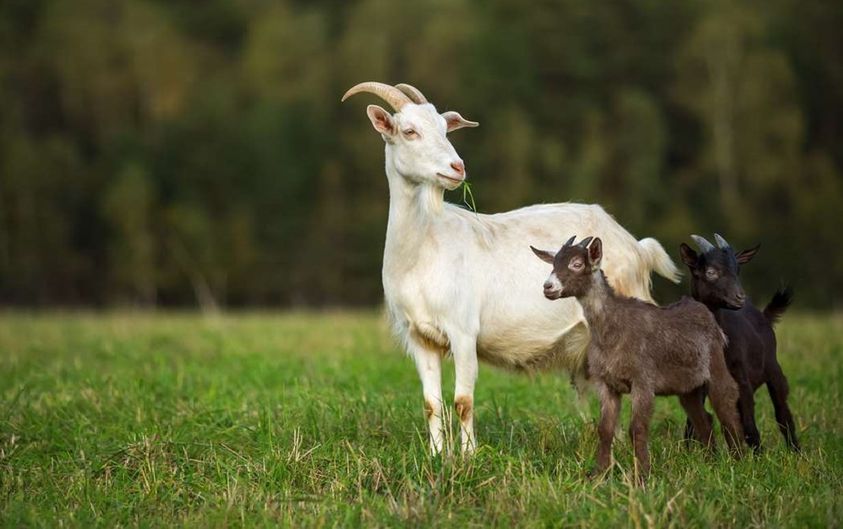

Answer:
[0,312,841,527]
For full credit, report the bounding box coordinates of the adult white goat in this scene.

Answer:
[342,82,681,454]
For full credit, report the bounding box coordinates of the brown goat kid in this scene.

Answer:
[532,236,743,481]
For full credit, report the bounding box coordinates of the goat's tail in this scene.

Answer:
[763,286,793,326]
[638,237,682,284]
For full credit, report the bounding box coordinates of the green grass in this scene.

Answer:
[0,312,841,528]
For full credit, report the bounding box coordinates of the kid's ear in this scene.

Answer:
[442,111,479,133]
[366,104,395,136]
[588,238,602,267]
[680,243,699,268]
[530,246,555,264]
[736,244,760,265]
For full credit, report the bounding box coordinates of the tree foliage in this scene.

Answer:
[0,0,841,307]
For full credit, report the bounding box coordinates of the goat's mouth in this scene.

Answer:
[437,173,464,189]
[723,292,747,310]
[724,299,745,310]
[544,290,563,300]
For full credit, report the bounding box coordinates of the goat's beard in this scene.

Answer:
[436,174,463,190]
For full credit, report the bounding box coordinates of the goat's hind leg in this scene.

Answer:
[682,386,713,448]
[679,386,715,451]
[683,417,695,447]
[708,348,744,456]
[767,361,801,452]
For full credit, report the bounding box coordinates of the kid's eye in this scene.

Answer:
[403,129,418,138]
[569,260,584,271]
[705,268,718,281]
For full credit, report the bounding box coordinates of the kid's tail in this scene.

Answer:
[763,286,793,326]
[638,237,682,284]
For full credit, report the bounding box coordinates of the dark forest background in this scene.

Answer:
[1,0,842,309]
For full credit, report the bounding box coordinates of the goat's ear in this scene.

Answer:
[530,246,555,264]
[736,244,760,265]
[366,105,395,136]
[587,238,603,268]
[680,243,699,268]
[442,111,479,133]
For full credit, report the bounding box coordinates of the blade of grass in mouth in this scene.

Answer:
[462,180,478,215]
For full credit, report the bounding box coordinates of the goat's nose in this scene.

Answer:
[736,291,747,302]
[543,281,553,290]
[451,160,465,176]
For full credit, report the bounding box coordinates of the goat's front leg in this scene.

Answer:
[591,381,621,477]
[629,386,654,484]
[452,333,479,454]
[411,341,444,455]
[733,365,762,452]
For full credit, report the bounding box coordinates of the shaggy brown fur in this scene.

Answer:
[532,236,743,482]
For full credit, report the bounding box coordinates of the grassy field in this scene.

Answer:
[0,312,841,528]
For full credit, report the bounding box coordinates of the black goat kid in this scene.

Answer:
[680,233,800,452]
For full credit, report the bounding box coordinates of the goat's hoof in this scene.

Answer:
[729,447,745,460]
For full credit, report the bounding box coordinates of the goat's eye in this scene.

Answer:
[705,268,718,281]
[569,260,584,271]
[403,129,418,138]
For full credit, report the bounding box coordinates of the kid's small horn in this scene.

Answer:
[714,233,731,249]
[691,234,715,253]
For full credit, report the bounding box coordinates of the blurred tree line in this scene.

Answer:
[1,0,841,308]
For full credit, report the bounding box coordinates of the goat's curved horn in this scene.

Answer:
[714,233,731,249]
[563,235,577,247]
[342,82,412,112]
[578,236,594,248]
[691,234,716,253]
[395,83,428,104]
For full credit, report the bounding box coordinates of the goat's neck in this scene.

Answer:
[383,149,445,272]
[692,288,725,321]
[710,305,729,326]
[576,271,615,335]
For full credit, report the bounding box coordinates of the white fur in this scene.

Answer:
[361,100,681,454]
[544,273,563,298]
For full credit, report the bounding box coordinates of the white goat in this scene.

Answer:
[342,82,681,454]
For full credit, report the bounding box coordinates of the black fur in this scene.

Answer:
[764,287,793,325]
[680,235,800,452]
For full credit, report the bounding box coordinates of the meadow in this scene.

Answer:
[0,311,841,528]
